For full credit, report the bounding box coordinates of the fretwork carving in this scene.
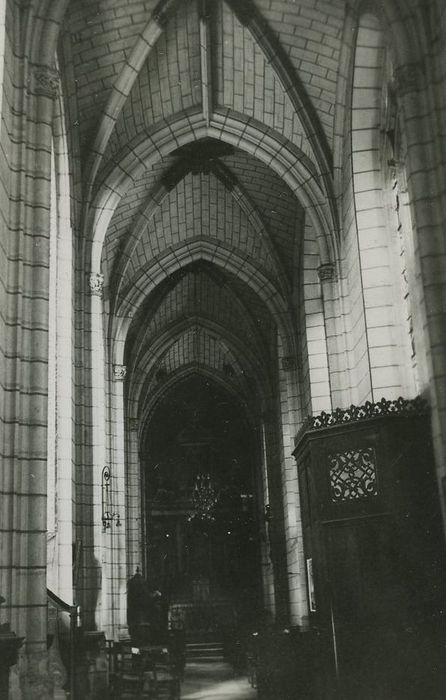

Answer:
[295,396,428,446]
[329,447,378,503]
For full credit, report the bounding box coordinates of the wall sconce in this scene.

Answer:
[102,466,121,531]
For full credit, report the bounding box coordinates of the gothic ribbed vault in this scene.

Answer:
[62,0,339,430]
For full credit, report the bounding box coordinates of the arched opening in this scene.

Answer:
[141,375,264,641]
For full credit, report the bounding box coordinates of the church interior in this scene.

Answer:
[1,0,446,698]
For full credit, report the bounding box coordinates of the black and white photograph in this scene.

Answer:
[0,0,445,698]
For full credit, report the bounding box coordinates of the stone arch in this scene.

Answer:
[109,160,291,306]
[128,317,271,418]
[112,238,296,360]
[138,364,261,446]
[88,110,336,276]
[125,362,263,578]
[84,0,182,203]
[127,269,273,375]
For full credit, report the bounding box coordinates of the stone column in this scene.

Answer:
[277,353,308,627]
[86,272,108,632]
[261,406,291,627]
[1,65,59,698]
[395,62,446,510]
[317,263,345,408]
[126,418,144,578]
[50,211,74,604]
[258,421,276,618]
[106,365,128,638]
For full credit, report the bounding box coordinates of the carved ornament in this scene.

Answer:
[88,273,104,297]
[113,365,127,381]
[317,263,336,282]
[33,68,59,99]
[294,395,428,447]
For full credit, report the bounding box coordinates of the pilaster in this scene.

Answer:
[3,62,59,698]
[86,271,108,633]
[395,58,446,514]
[107,365,128,637]
[126,419,144,578]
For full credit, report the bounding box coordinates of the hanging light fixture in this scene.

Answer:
[188,474,219,523]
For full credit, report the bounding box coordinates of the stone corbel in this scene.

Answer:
[88,273,104,298]
[113,365,127,381]
[317,262,336,283]
[32,67,59,99]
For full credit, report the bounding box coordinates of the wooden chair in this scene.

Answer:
[110,643,156,699]
[146,648,180,700]
[167,629,186,682]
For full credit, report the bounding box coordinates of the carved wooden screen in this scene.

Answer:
[293,399,446,700]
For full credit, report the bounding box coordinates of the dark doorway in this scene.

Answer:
[142,375,263,640]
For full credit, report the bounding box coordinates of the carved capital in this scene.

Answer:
[32,67,59,99]
[88,273,104,297]
[317,263,336,282]
[113,365,127,381]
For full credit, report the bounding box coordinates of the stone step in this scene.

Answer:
[187,643,224,650]
[186,641,225,663]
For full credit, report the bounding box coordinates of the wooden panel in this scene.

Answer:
[294,407,446,699]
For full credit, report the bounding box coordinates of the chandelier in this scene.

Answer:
[188,474,219,523]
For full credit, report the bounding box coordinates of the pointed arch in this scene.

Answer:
[114,237,295,355]
[129,317,270,417]
[88,109,336,281]
[109,156,291,307]
[83,0,182,203]
[137,365,261,437]
[127,268,272,373]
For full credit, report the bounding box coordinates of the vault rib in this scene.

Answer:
[199,0,213,125]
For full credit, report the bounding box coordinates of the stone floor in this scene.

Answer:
[181,660,257,699]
